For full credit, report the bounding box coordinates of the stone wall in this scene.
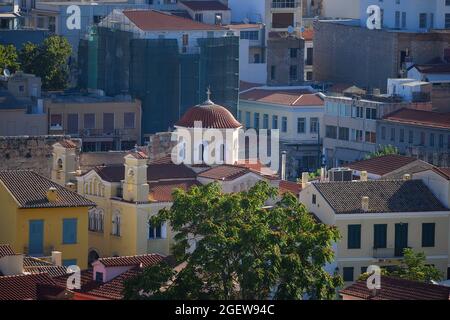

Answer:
[267,37,305,86]
[0,136,80,177]
[147,132,177,162]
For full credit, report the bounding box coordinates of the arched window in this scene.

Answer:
[88,209,96,231]
[57,158,63,170]
[84,183,89,195]
[112,211,121,236]
[97,209,104,232]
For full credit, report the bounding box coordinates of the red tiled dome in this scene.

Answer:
[175,101,242,129]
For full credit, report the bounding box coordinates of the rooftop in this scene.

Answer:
[313,180,448,214]
[412,64,450,74]
[97,253,165,268]
[198,165,251,181]
[149,180,201,202]
[180,1,229,11]
[123,10,226,31]
[0,273,66,300]
[0,90,29,110]
[240,88,323,107]
[0,170,96,209]
[382,108,450,130]
[340,276,450,300]
[347,154,420,176]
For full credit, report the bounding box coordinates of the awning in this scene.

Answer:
[0,13,21,18]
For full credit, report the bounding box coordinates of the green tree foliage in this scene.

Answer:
[123,181,342,300]
[0,44,20,74]
[365,145,399,160]
[19,36,72,90]
[389,248,443,282]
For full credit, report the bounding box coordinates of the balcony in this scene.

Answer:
[271,1,300,9]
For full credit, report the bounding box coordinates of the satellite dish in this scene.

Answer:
[3,69,10,77]
[287,26,294,34]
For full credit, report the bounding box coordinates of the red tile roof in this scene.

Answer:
[240,89,324,107]
[340,276,450,300]
[239,80,263,92]
[86,268,141,300]
[97,254,165,268]
[0,170,96,209]
[348,154,419,176]
[228,23,263,30]
[198,165,250,181]
[413,64,450,74]
[149,180,201,202]
[181,1,229,11]
[176,103,242,129]
[127,151,149,160]
[426,167,450,180]
[123,10,226,31]
[0,244,15,258]
[57,140,77,149]
[279,180,301,196]
[0,273,64,300]
[383,108,450,130]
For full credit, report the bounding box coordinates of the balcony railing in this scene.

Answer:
[271,1,300,9]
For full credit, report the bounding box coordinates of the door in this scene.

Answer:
[29,220,44,256]
[395,223,408,257]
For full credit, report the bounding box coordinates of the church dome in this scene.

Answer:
[175,92,241,129]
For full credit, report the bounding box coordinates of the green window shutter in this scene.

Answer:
[343,267,354,282]
[63,218,78,244]
[422,223,435,247]
[348,225,361,249]
[374,224,387,249]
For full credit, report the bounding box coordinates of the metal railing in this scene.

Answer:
[271,1,300,8]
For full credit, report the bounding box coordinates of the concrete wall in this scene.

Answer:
[322,0,360,19]
[0,110,47,136]
[0,136,79,178]
[267,37,305,85]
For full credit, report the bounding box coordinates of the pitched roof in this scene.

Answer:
[413,64,450,74]
[0,244,15,258]
[97,254,165,268]
[0,170,96,209]
[279,180,301,196]
[239,89,323,107]
[198,165,250,181]
[0,273,63,300]
[149,180,201,202]
[86,268,140,300]
[313,180,448,214]
[181,1,229,11]
[175,103,242,129]
[340,276,450,300]
[92,163,197,183]
[123,10,226,31]
[382,108,450,130]
[56,140,77,149]
[348,154,418,176]
[23,257,68,278]
[431,167,450,180]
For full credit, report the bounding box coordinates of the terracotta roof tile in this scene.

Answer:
[176,104,242,129]
[98,254,165,268]
[432,167,450,180]
[124,10,226,31]
[383,108,450,130]
[340,276,450,300]
[198,165,250,181]
[413,64,450,74]
[86,268,140,300]
[149,180,201,202]
[348,154,418,176]
[0,170,96,209]
[0,273,61,300]
[0,244,15,258]
[23,257,68,278]
[181,1,229,11]
[313,180,448,214]
[240,89,323,107]
[279,180,301,196]
[301,29,313,41]
[57,140,77,149]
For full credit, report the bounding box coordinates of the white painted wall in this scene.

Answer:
[414,169,450,209]
[239,38,267,84]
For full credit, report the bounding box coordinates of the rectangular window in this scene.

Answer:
[124,112,135,129]
[84,113,95,129]
[374,224,387,249]
[365,131,376,144]
[439,134,444,148]
[395,11,400,28]
[263,114,269,129]
[194,13,203,22]
[254,113,260,129]
[289,65,298,81]
[50,114,62,128]
[343,267,354,282]
[103,113,114,134]
[348,224,361,249]
[306,47,313,65]
[422,223,435,247]
[409,130,414,144]
[290,48,297,58]
[240,30,259,40]
[182,34,189,46]
[419,13,427,29]
[338,127,349,141]
[312,194,316,204]
[95,272,103,282]
[272,115,278,129]
[310,117,318,133]
[297,118,305,134]
[402,12,407,29]
[326,125,337,139]
[366,108,377,120]
[381,126,386,140]
[446,14,450,29]
[390,128,396,142]
[245,111,251,128]
[63,218,77,244]
[270,66,276,80]
[430,133,435,147]
[400,129,405,143]
[282,116,287,133]
[67,114,79,134]
[351,129,363,142]
[420,132,426,145]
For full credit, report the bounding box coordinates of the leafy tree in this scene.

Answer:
[123,181,342,300]
[365,145,399,160]
[389,248,443,282]
[0,44,20,74]
[19,36,72,90]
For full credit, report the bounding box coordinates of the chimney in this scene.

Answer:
[281,151,287,181]
[362,196,369,212]
[46,187,58,202]
[301,172,309,189]
[403,174,411,181]
[360,171,368,182]
[0,254,24,276]
[51,251,62,266]
[65,182,76,192]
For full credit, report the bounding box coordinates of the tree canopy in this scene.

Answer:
[123,181,342,300]
[19,36,72,90]
[0,44,20,74]
[365,145,399,160]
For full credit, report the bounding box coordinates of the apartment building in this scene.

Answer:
[299,178,450,284]
[239,86,324,176]
[45,93,142,152]
[377,108,450,166]
[323,79,432,167]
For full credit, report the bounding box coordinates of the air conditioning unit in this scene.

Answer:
[328,167,353,182]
